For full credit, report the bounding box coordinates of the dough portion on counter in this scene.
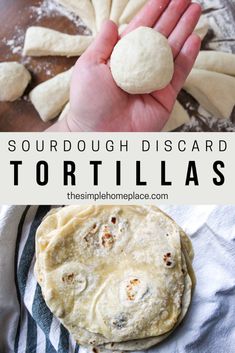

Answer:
[110,27,174,94]
[163,101,190,132]
[23,27,93,57]
[0,62,31,102]
[59,102,70,121]
[110,0,129,24]
[30,68,73,122]
[194,16,209,40]
[119,0,148,25]
[118,23,128,35]
[56,0,96,33]
[118,23,128,36]
[92,0,111,31]
[194,51,235,76]
[184,68,235,119]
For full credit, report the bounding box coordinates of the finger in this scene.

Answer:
[171,33,201,95]
[168,3,202,58]
[123,0,170,36]
[154,0,191,37]
[84,20,119,62]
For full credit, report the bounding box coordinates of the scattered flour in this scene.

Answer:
[31,0,91,34]
[184,116,235,132]
[180,104,235,132]
[22,95,30,102]
[3,0,90,58]
[3,27,25,56]
[200,0,235,52]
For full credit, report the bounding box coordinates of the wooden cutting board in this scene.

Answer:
[0,0,86,131]
[0,0,234,132]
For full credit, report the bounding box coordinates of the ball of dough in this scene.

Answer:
[110,27,174,94]
[0,62,31,102]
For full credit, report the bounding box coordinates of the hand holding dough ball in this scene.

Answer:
[48,3,202,132]
[110,27,174,94]
[0,62,31,102]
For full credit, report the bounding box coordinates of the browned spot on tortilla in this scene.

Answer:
[126,278,140,301]
[163,253,172,262]
[62,273,75,284]
[102,233,114,248]
[111,217,117,224]
[130,278,140,286]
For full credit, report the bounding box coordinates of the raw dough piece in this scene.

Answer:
[23,27,93,57]
[110,0,129,24]
[184,68,235,119]
[92,0,111,31]
[163,101,190,132]
[59,102,70,121]
[30,68,73,122]
[194,51,235,76]
[194,16,209,40]
[118,23,128,35]
[56,0,96,33]
[119,0,148,25]
[0,62,31,102]
[110,27,174,94]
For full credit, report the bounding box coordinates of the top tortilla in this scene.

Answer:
[35,205,193,347]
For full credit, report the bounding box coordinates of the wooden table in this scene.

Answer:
[0,0,85,131]
[0,0,235,132]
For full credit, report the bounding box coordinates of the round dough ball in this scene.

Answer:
[110,27,174,94]
[0,62,31,102]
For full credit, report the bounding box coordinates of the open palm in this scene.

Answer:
[67,0,201,132]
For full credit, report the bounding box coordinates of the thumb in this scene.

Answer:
[84,20,119,62]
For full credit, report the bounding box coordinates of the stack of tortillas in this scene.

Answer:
[35,205,196,351]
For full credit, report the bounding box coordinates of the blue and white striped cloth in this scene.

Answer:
[0,205,235,353]
[0,206,79,353]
